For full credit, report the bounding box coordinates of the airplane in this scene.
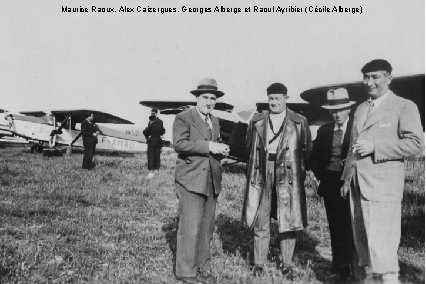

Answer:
[2,109,148,155]
[140,73,425,162]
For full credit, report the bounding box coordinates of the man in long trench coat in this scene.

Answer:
[242,83,312,276]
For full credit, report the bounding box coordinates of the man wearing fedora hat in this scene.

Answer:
[173,78,230,284]
[309,88,356,279]
[242,83,312,277]
[340,59,423,282]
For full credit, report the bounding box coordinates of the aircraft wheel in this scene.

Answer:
[37,145,43,153]
[30,144,37,153]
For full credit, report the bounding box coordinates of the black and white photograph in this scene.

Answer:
[0,0,424,283]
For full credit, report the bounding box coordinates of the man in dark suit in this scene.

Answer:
[81,113,99,170]
[310,88,355,279]
[143,108,165,178]
[173,78,229,284]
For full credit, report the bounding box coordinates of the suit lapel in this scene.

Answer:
[191,108,211,140]
[276,110,296,157]
[356,102,368,133]
[211,116,220,141]
[254,112,268,150]
[361,92,394,132]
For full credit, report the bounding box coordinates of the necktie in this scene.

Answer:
[204,115,212,137]
[366,100,374,118]
[363,100,374,126]
[336,126,343,142]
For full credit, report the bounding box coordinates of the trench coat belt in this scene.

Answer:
[268,153,277,161]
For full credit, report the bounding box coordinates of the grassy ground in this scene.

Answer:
[0,146,424,283]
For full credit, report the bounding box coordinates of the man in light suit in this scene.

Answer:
[340,59,423,283]
[173,78,230,284]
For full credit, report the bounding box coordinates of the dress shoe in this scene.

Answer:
[330,266,351,281]
[282,266,296,280]
[251,264,264,276]
[176,276,206,284]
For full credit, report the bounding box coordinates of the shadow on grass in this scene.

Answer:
[216,213,334,282]
[399,261,425,283]
[222,163,247,175]
[401,190,425,250]
[162,217,178,275]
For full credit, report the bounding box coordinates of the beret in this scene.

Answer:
[267,83,287,95]
[361,59,392,73]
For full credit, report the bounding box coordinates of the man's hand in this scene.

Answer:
[353,140,374,157]
[340,181,350,200]
[209,142,230,157]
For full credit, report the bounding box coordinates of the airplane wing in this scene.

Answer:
[300,74,425,130]
[140,100,234,112]
[19,110,134,124]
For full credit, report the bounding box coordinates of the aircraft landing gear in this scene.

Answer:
[30,143,43,153]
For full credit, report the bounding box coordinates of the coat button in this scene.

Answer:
[286,146,289,150]
[289,180,292,184]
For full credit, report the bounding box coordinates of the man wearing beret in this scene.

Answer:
[340,59,423,282]
[173,78,230,284]
[242,83,312,277]
[309,88,356,280]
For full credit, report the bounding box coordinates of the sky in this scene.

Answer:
[0,0,424,141]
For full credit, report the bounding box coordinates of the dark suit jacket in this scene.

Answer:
[310,117,353,195]
[81,119,98,145]
[143,118,165,147]
[173,108,223,196]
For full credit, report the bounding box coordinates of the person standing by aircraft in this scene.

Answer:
[242,83,312,277]
[340,59,423,283]
[309,88,356,280]
[143,108,165,179]
[81,113,99,170]
[173,78,229,284]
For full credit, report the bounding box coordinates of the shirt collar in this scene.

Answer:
[369,89,391,109]
[269,109,286,120]
[196,107,210,120]
[334,117,349,132]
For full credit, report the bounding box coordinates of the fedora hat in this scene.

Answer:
[190,78,224,98]
[322,88,356,110]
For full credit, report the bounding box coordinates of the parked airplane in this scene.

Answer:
[2,109,147,155]
[141,73,425,161]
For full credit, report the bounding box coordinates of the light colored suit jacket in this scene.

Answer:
[173,108,223,196]
[341,91,423,202]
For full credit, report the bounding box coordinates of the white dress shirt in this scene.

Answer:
[267,110,286,154]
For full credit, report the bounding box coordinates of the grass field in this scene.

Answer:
[0,146,424,283]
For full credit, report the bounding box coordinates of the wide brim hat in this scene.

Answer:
[322,88,356,110]
[190,78,224,98]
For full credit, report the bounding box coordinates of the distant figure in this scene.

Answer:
[143,108,165,179]
[173,78,229,284]
[309,88,355,280]
[340,59,423,282]
[242,83,312,277]
[81,113,99,170]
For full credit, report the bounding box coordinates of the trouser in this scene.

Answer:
[253,158,296,267]
[82,143,96,169]
[321,170,354,270]
[175,179,217,277]
[147,145,161,170]
[350,169,401,277]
